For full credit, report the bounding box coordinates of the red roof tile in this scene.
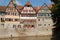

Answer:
[0,6,7,12]
[48,4,53,9]
[34,6,41,12]
[16,6,23,13]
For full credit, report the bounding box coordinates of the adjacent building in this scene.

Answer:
[0,6,6,29]
[37,3,53,35]
[20,1,37,28]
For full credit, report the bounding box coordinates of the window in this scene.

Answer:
[27,5,30,7]
[23,10,26,12]
[30,15,36,17]
[24,25,27,27]
[44,14,46,16]
[11,12,13,15]
[44,24,46,26]
[18,25,21,28]
[38,24,42,26]
[29,10,32,12]
[12,12,18,16]
[15,13,17,16]
[13,25,16,28]
[12,12,14,15]
[14,19,19,21]
[9,19,13,21]
[1,24,4,27]
[42,18,44,21]
[30,15,33,17]
[26,10,28,12]
[1,18,5,22]
[38,19,40,21]
[8,8,10,10]
[46,14,51,17]
[0,13,5,16]
[8,8,13,10]
[48,14,51,16]
[5,18,13,21]
[5,18,9,21]
[1,13,4,16]
[32,25,34,27]
[29,10,34,12]
[21,15,25,17]
[38,13,43,16]
[7,12,10,15]
[46,14,48,16]
[10,12,12,15]
[48,24,50,26]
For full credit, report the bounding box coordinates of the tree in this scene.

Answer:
[51,0,60,40]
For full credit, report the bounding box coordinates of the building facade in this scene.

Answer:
[20,1,37,28]
[0,11,5,29]
[0,0,53,37]
[37,3,53,35]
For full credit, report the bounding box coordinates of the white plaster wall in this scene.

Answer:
[36,17,53,35]
[20,17,37,19]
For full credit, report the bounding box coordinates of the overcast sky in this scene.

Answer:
[0,0,52,6]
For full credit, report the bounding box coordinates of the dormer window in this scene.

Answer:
[27,5,30,7]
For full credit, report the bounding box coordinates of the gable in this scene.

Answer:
[41,3,49,10]
[8,1,15,8]
[21,1,36,14]
[21,6,36,14]
[5,1,19,15]
[38,3,51,13]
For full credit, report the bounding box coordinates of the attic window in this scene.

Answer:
[27,5,30,7]
[25,5,32,7]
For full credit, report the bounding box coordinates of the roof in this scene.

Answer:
[48,4,53,9]
[34,6,41,12]
[0,6,23,13]
[0,2,52,13]
[20,1,36,14]
[0,6,7,12]
[25,1,32,7]
[38,3,51,13]
[0,5,52,13]
[16,6,23,13]
[40,3,49,10]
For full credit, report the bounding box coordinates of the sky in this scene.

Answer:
[0,0,52,6]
